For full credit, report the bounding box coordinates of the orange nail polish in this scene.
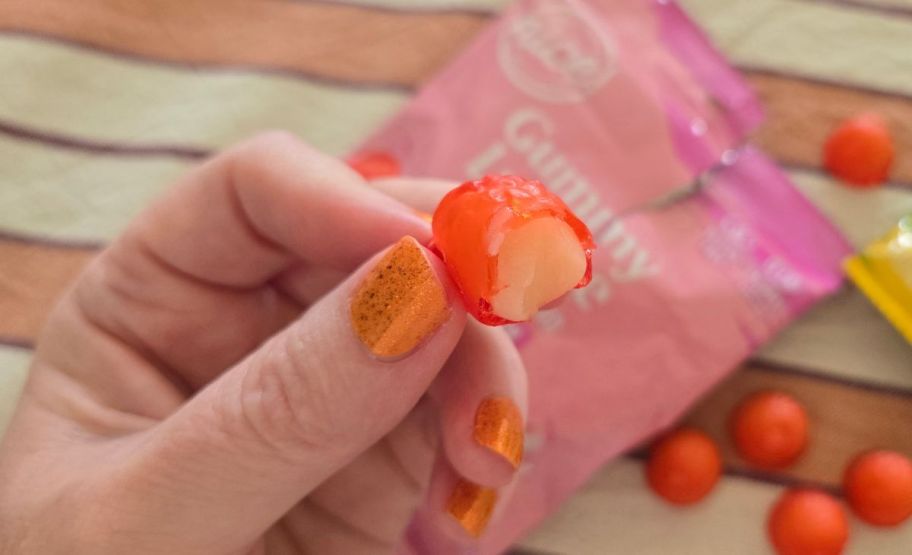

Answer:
[474,396,524,469]
[446,479,497,537]
[350,236,449,358]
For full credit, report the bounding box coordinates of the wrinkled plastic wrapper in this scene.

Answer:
[845,215,912,344]
[353,0,852,552]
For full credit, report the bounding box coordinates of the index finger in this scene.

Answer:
[126,131,430,289]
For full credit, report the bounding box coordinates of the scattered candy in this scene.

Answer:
[431,175,594,325]
[823,113,894,187]
[843,450,912,527]
[349,151,401,180]
[768,489,848,555]
[730,391,809,469]
[646,428,722,505]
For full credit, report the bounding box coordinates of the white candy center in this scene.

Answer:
[490,217,587,321]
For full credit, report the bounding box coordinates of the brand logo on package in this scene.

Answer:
[498,1,617,103]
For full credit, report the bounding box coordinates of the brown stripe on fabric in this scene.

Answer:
[680,364,912,490]
[292,0,501,16]
[0,119,210,161]
[751,357,912,399]
[0,0,487,88]
[0,229,105,251]
[0,335,35,350]
[748,71,912,186]
[798,0,912,19]
[0,29,413,92]
[0,238,96,344]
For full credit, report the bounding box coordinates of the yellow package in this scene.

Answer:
[844,215,912,344]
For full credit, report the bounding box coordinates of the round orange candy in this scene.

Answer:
[768,489,848,555]
[823,113,894,187]
[730,391,808,469]
[349,151,400,180]
[646,428,722,505]
[843,450,912,526]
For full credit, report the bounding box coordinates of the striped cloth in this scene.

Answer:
[1,1,910,553]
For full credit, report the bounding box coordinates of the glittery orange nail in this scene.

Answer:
[446,479,497,537]
[350,236,449,358]
[474,396,524,469]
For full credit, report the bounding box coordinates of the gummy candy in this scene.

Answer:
[730,391,808,469]
[646,428,722,505]
[431,175,594,325]
[844,450,912,527]
[767,489,848,555]
[823,114,894,187]
[349,151,401,180]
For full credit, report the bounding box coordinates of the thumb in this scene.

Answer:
[119,237,465,551]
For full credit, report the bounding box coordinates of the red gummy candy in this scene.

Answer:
[844,450,912,526]
[349,151,401,180]
[431,175,594,325]
[823,113,894,187]
[646,428,722,505]
[768,489,848,555]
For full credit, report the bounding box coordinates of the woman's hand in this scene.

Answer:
[0,133,527,554]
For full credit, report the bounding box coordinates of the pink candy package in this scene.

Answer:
[358,0,763,211]
[353,0,851,552]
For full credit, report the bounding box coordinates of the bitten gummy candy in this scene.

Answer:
[432,175,594,325]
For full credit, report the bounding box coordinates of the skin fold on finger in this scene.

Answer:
[272,264,349,308]
[433,321,529,488]
[62,245,302,393]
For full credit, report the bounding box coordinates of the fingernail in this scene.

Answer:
[474,396,524,469]
[446,479,497,538]
[350,236,449,358]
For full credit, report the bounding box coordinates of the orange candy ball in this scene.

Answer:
[349,151,401,180]
[843,450,912,526]
[730,391,809,469]
[823,113,894,187]
[768,489,849,555]
[646,428,722,505]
